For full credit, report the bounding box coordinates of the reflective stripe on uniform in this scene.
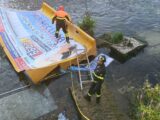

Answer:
[56,17,65,20]
[93,72,104,80]
[65,33,69,37]
[88,92,92,96]
[96,93,101,97]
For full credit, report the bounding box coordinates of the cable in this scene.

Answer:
[0,84,31,97]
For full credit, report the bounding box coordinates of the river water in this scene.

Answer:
[0,0,160,119]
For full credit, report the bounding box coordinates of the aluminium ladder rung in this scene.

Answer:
[75,47,94,90]
[80,74,91,76]
[79,63,88,66]
[77,58,84,61]
[81,80,93,83]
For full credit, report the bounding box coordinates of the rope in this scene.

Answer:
[69,50,90,120]
[0,84,31,97]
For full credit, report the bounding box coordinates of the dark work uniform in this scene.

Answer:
[88,63,106,98]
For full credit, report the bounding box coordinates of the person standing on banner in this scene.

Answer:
[52,5,71,43]
[84,55,106,104]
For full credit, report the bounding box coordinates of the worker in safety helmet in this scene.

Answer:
[52,5,71,43]
[84,55,106,104]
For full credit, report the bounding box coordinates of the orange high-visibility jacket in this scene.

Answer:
[52,10,70,23]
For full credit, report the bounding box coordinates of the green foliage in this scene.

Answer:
[78,13,96,36]
[99,32,124,44]
[131,80,160,120]
[111,32,124,44]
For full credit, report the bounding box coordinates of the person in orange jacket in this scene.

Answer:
[52,5,71,43]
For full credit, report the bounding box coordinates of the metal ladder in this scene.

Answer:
[75,48,94,90]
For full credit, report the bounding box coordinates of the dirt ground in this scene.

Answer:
[72,76,126,120]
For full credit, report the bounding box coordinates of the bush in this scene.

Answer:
[131,80,160,120]
[111,32,124,44]
[78,13,96,36]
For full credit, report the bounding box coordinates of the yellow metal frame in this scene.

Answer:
[0,36,21,72]
[0,2,97,84]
